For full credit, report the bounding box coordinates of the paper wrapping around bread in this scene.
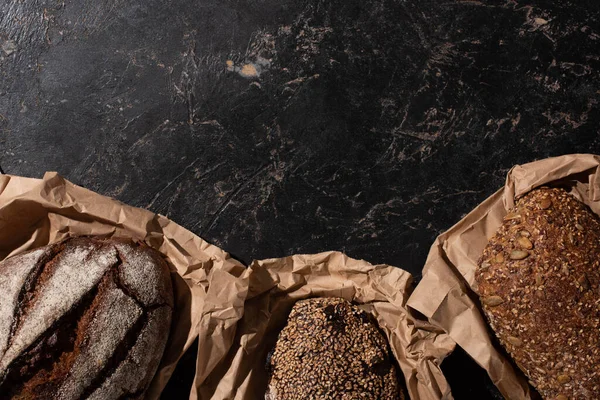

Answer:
[407,153,600,399]
[195,251,455,400]
[0,172,247,399]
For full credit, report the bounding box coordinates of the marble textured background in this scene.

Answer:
[1,0,599,398]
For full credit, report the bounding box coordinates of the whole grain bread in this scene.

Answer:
[265,297,403,400]
[476,187,600,399]
[0,237,174,400]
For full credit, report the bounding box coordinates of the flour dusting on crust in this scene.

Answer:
[0,244,116,373]
[0,249,47,361]
[88,306,172,400]
[56,286,142,399]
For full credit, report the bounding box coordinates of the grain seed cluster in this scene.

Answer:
[476,187,600,399]
[265,297,402,400]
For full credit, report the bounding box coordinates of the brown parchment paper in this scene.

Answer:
[407,153,600,399]
[195,251,456,400]
[0,172,247,399]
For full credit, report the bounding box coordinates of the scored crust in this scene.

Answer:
[0,237,174,400]
[476,187,600,400]
[266,297,403,400]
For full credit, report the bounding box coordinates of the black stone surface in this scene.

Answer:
[1,0,599,398]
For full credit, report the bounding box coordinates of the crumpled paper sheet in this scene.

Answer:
[196,251,455,400]
[0,172,247,399]
[407,153,600,399]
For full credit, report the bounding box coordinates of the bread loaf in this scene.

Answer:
[265,297,402,400]
[0,237,174,400]
[476,187,600,399]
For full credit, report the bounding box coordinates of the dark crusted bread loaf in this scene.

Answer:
[476,187,600,400]
[0,237,174,400]
[265,297,402,400]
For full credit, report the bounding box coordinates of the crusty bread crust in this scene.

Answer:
[0,237,173,400]
[266,297,402,400]
[476,188,600,399]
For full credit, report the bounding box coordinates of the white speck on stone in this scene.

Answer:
[1,40,17,56]
[229,56,271,79]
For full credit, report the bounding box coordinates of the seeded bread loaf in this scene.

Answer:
[265,297,402,400]
[0,237,174,400]
[476,187,600,399]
